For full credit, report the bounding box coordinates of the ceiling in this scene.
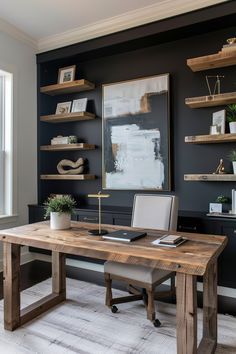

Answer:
[0,0,228,52]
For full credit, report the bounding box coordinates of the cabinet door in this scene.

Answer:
[177,216,203,233]
[218,225,236,288]
[78,212,112,225]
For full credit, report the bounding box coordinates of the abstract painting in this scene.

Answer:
[102,74,170,190]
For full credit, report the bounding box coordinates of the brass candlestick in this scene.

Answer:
[88,191,110,235]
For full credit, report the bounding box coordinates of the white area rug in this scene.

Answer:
[0,278,236,354]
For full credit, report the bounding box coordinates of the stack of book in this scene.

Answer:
[152,234,187,247]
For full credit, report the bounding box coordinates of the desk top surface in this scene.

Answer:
[0,221,227,276]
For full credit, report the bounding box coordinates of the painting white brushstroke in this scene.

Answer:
[103,74,170,190]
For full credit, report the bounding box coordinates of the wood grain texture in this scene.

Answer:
[185,92,236,108]
[185,134,236,144]
[187,51,236,72]
[40,143,95,151]
[176,273,197,354]
[52,252,66,296]
[0,221,227,276]
[184,174,236,181]
[3,243,21,330]
[40,174,96,180]
[40,79,95,95]
[40,111,95,123]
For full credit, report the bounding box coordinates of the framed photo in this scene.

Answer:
[58,65,76,84]
[55,101,72,115]
[212,110,226,134]
[102,74,170,190]
[209,203,222,213]
[71,98,88,113]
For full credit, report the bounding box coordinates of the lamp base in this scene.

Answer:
[88,229,108,236]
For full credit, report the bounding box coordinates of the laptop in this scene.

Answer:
[102,230,146,242]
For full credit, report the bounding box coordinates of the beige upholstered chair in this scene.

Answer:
[104,194,179,327]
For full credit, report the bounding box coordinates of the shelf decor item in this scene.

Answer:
[213,158,225,174]
[205,75,224,96]
[212,109,226,134]
[226,104,236,133]
[58,65,76,84]
[55,101,72,114]
[228,150,236,174]
[44,195,76,230]
[87,191,110,235]
[102,74,170,190]
[72,98,88,112]
[57,157,84,175]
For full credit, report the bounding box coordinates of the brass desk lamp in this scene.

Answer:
[88,191,110,235]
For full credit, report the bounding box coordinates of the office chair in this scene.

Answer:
[104,194,178,327]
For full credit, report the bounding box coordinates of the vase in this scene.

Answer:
[50,212,71,230]
[229,122,236,134]
[233,161,236,174]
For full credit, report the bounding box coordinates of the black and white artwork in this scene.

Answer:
[102,74,170,190]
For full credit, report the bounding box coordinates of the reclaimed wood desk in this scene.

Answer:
[0,221,227,354]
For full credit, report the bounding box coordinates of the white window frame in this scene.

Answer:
[0,64,18,224]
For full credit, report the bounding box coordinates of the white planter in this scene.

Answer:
[229,122,236,134]
[233,161,236,174]
[50,212,71,230]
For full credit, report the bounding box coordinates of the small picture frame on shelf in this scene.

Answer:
[212,109,226,134]
[55,101,72,115]
[71,98,88,112]
[209,202,222,214]
[58,65,76,84]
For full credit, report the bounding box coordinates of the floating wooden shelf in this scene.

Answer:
[40,79,95,96]
[40,111,95,123]
[185,92,236,108]
[40,174,95,180]
[185,133,236,144]
[187,50,236,72]
[184,174,236,181]
[40,143,95,151]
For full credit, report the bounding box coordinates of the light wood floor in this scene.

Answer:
[0,278,236,354]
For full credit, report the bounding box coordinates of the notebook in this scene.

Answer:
[102,230,146,242]
[152,234,187,247]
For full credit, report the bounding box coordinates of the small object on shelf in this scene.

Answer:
[68,135,78,144]
[226,104,236,133]
[212,109,226,134]
[228,150,236,174]
[87,191,110,236]
[205,75,224,96]
[226,38,236,45]
[232,189,236,214]
[51,135,70,145]
[209,203,222,214]
[58,65,76,84]
[57,157,84,175]
[209,125,220,135]
[72,98,88,112]
[55,101,72,114]
[213,158,225,174]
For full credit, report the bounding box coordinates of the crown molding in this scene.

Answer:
[37,0,227,53]
[0,17,37,50]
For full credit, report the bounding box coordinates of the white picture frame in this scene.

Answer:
[209,203,222,213]
[71,98,88,113]
[55,101,72,115]
[212,109,226,134]
[58,65,76,84]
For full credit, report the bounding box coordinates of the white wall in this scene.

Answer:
[0,30,37,265]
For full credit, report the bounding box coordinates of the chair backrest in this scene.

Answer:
[131,194,178,231]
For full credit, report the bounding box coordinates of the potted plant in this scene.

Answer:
[44,195,76,230]
[215,195,231,212]
[228,150,236,174]
[226,104,236,133]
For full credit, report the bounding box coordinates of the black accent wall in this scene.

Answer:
[37,2,236,212]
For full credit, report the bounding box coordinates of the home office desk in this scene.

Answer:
[0,221,227,354]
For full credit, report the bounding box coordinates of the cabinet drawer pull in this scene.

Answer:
[83,217,98,221]
[233,230,236,234]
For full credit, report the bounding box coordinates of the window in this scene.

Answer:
[0,68,14,218]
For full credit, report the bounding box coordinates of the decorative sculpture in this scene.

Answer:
[57,158,84,175]
[205,75,224,96]
[213,159,225,175]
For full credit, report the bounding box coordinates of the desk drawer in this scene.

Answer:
[78,213,112,224]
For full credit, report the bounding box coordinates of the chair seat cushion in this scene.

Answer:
[104,261,173,284]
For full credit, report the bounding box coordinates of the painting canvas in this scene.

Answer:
[102,74,170,190]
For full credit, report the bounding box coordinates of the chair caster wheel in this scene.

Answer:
[153,319,161,327]
[111,305,118,313]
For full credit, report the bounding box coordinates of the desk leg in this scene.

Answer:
[52,251,66,297]
[198,261,217,354]
[176,273,197,354]
[3,243,21,331]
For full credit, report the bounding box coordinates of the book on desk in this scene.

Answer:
[102,230,146,242]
